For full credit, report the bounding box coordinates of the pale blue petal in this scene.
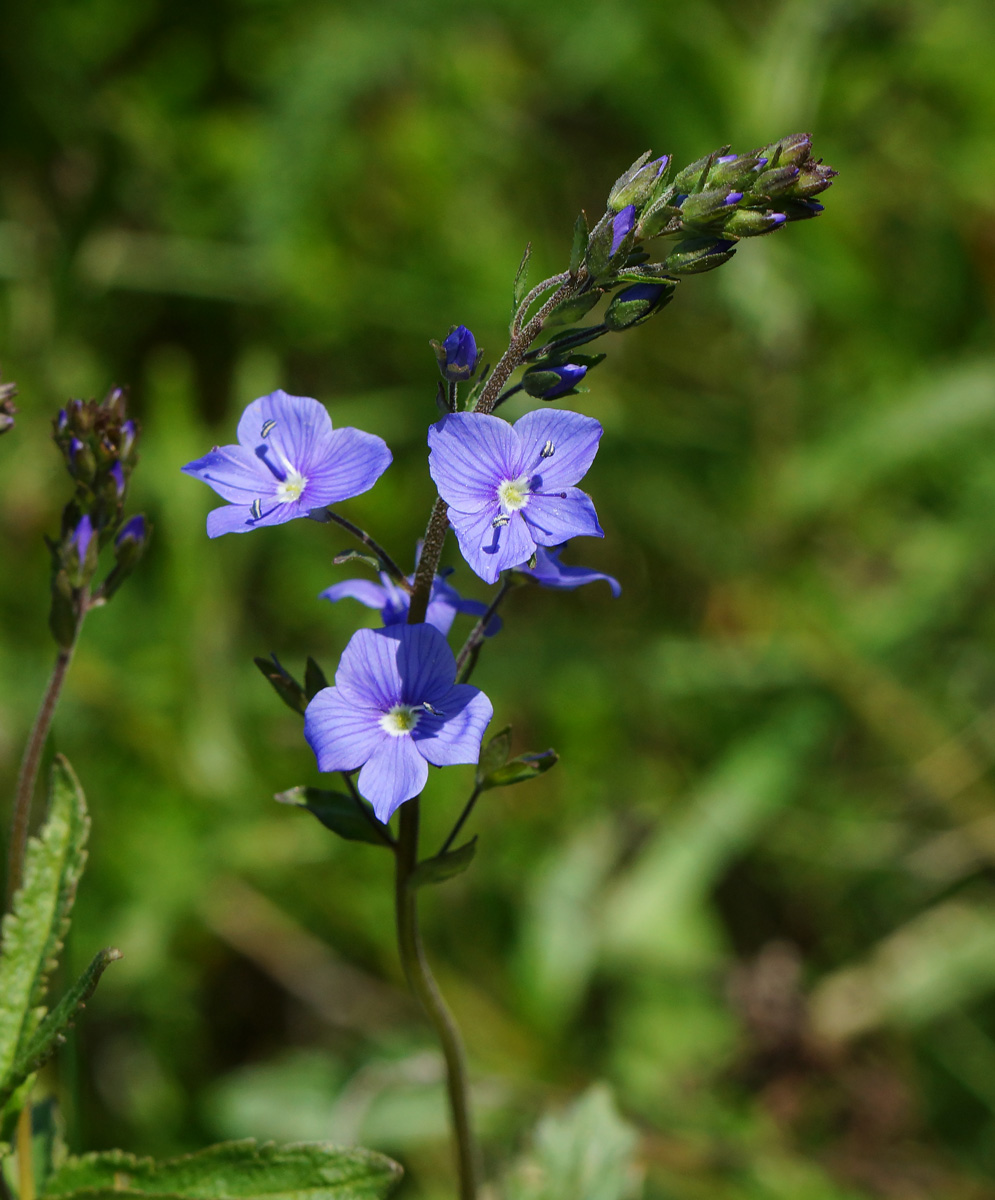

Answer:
[524,488,603,545]
[305,426,393,507]
[182,445,268,503]
[514,409,603,490]
[334,627,403,709]
[448,505,536,585]
[320,579,390,609]
[237,390,334,475]
[428,413,522,510]
[526,546,621,596]
[359,736,429,823]
[415,687,493,767]
[395,623,457,707]
[304,687,383,772]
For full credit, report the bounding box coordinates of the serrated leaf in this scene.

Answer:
[0,756,89,1086]
[476,726,512,784]
[480,750,558,791]
[0,949,121,1110]
[254,656,307,716]
[330,549,382,573]
[407,839,477,890]
[274,788,389,847]
[42,1139,402,1200]
[304,658,329,701]
[569,212,589,275]
[512,242,532,310]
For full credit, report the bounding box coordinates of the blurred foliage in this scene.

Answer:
[2,0,995,1197]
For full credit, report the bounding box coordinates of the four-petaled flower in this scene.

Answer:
[305,623,493,823]
[182,390,392,537]
[320,570,499,637]
[514,545,621,596]
[428,409,604,585]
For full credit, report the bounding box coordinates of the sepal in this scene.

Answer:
[408,839,477,890]
[254,655,308,716]
[275,786,389,847]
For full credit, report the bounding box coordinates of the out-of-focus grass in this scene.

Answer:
[2,0,995,1196]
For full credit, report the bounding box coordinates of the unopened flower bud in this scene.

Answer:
[432,325,480,382]
[604,281,677,331]
[764,132,813,168]
[663,238,737,275]
[0,379,16,436]
[608,153,670,211]
[723,209,787,238]
[522,364,588,400]
[678,188,743,227]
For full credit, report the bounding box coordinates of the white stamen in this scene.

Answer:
[276,465,308,503]
[540,440,555,458]
[379,705,421,736]
[496,473,531,514]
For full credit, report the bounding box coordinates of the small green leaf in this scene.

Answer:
[330,549,383,573]
[42,1139,402,1200]
[408,839,477,890]
[0,949,121,1110]
[476,726,512,785]
[0,756,89,1087]
[304,658,329,701]
[544,291,603,329]
[480,750,558,791]
[254,656,307,716]
[512,242,532,311]
[569,212,589,275]
[275,787,388,847]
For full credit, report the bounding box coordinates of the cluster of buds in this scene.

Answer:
[0,371,17,436]
[513,133,836,396]
[48,388,150,646]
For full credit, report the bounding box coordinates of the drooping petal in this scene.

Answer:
[394,623,459,707]
[359,736,429,823]
[523,546,621,596]
[181,445,268,504]
[304,687,383,772]
[414,686,493,767]
[428,413,523,509]
[319,579,390,610]
[305,425,393,507]
[525,488,603,545]
[448,505,535,585]
[514,409,603,490]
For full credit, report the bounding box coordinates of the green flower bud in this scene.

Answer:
[663,238,737,276]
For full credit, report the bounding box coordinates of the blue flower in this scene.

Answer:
[182,390,392,537]
[428,409,604,585]
[515,545,620,596]
[304,624,493,823]
[320,570,499,637]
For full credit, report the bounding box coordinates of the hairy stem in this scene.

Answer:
[511,271,571,337]
[395,802,478,1200]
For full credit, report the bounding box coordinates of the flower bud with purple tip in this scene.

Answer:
[522,363,588,400]
[432,325,480,382]
[604,281,677,331]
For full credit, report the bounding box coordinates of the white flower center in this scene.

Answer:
[276,466,307,503]
[379,704,421,737]
[497,474,531,514]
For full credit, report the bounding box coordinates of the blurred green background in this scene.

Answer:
[2,0,995,1196]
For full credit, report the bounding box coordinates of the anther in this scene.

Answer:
[540,440,555,458]
[492,514,509,528]
[250,499,263,520]
[261,419,277,438]
[421,701,444,716]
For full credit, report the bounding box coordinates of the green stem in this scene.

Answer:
[7,638,78,908]
[456,578,513,683]
[394,802,478,1200]
[316,509,411,590]
[438,786,483,858]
